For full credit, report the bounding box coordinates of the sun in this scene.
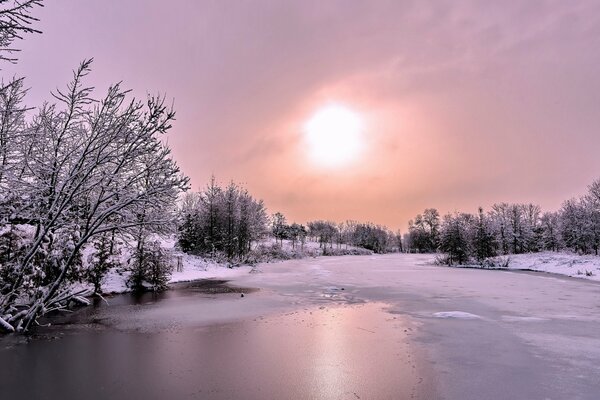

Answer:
[304,104,364,168]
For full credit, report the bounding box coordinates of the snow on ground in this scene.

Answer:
[168,252,253,285]
[495,251,600,282]
[99,236,253,294]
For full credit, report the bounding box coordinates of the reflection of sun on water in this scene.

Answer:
[304,104,364,168]
[313,308,346,397]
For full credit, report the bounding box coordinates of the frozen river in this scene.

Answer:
[1,253,599,399]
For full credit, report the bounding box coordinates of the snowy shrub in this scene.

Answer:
[128,240,173,291]
[0,225,29,292]
[43,229,84,286]
[480,256,511,269]
[434,254,453,266]
[243,243,321,264]
[321,247,372,256]
[86,234,121,294]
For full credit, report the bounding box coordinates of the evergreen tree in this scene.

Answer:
[473,207,496,262]
[86,233,120,294]
[439,213,472,265]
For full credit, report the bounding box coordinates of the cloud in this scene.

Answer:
[6,0,600,228]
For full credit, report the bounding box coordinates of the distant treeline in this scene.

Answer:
[177,178,402,261]
[404,178,600,265]
[272,214,402,254]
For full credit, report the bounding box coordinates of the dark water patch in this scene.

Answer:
[170,279,258,295]
[23,279,260,339]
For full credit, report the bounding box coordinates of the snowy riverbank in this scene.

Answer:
[99,238,253,294]
[499,252,600,282]
[450,251,600,282]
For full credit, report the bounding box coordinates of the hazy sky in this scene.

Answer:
[7,0,600,229]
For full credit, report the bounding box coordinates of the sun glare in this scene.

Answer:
[304,104,364,168]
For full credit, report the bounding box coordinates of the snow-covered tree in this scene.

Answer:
[0,0,41,64]
[422,208,441,249]
[489,203,511,255]
[0,0,41,220]
[560,198,593,254]
[271,212,287,247]
[439,213,473,265]
[349,222,392,253]
[307,220,337,249]
[286,223,306,250]
[86,233,120,294]
[129,238,172,291]
[472,207,496,262]
[177,179,267,260]
[540,212,561,252]
[407,217,427,252]
[488,203,541,255]
[521,203,542,252]
[0,59,189,332]
[583,179,600,255]
[395,229,403,253]
[406,208,440,253]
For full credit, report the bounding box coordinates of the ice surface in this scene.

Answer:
[5,252,600,400]
[432,311,481,319]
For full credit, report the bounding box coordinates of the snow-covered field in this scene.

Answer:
[489,252,600,282]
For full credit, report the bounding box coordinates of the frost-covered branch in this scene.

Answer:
[0,0,42,65]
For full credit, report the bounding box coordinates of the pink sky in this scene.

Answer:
[7,0,600,229]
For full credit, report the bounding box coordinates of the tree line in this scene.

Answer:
[176,179,403,261]
[273,216,402,254]
[405,178,600,264]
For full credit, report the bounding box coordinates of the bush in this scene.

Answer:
[321,247,372,256]
[86,234,121,294]
[128,240,173,291]
[244,243,350,264]
[242,243,312,264]
[434,254,455,266]
[480,256,511,269]
[0,225,29,293]
[241,243,372,264]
